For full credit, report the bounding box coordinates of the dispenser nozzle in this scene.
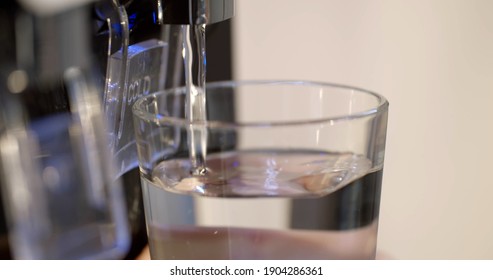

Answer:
[148,0,235,25]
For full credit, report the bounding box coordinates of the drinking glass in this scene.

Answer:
[132,80,388,259]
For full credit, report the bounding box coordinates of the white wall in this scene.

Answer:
[232,0,493,259]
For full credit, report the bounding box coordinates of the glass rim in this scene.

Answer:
[132,80,389,128]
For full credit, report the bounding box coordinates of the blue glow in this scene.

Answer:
[128,12,137,30]
[153,12,156,24]
[128,44,149,54]
[111,23,121,33]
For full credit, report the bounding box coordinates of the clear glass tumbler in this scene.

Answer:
[132,81,389,259]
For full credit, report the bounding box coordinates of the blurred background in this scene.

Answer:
[232,0,493,259]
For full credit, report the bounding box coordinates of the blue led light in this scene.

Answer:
[128,12,137,30]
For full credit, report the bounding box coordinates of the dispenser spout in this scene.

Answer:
[152,0,235,25]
